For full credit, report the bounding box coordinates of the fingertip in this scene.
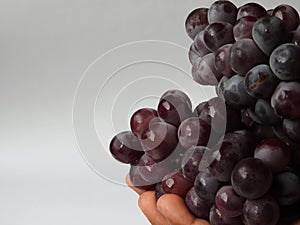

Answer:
[125,174,145,195]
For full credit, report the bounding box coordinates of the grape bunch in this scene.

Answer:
[109,1,300,225]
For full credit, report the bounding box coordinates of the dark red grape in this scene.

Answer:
[254,138,290,173]
[210,205,243,225]
[141,121,178,162]
[162,170,193,198]
[185,187,212,219]
[283,118,300,143]
[269,43,300,81]
[185,8,209,40]
[251,124,277,141]
[237,3,267,20]
[208,1,238,25]
[214,44,235,77]
[194,31,212,57]
[271,81,300,119]
[252,16,287,56]
[254,99,281,125]
[231,158,272,199]
[233,16,257,40]
[188,43,201,64]
[157,89,193,127]
[181,146,207,181]
[243,196,280,225]
[130,108,158,139]
[129,164,155,190]
[229,38,267,75]
[215,185,244,218]
[178,117,211,149]
[203,22,234,52]
[194,169,222,203]
[272,4,299,32]
[109,131,144,164]
[244,64,279,99]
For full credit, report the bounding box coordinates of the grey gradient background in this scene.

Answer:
[1,0,299,225]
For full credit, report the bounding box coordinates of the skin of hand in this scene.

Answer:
[126,174,300,225]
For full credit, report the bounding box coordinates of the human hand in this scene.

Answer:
[126,175,210,225]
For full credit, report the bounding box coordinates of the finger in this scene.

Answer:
[125,174,145,195]
[157,194,210,225]
[138,191,170,225]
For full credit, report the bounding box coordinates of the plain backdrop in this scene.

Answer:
[0,0,299,225]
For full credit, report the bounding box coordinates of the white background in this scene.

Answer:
[1,0,299,225]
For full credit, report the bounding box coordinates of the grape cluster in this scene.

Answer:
[109,1,300,225]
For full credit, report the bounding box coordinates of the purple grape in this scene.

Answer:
[244,64,279,99]
[231,158,272,199]
[192,53,222,86]
[272,4,299,32]
[283,118,300,143]
[185,8,209,40]
[208,1,238,25]
[181,146,207,181]
[246,107,263,125]
[216,76,229,99]
[223,75,256,109]
[178,117,211,149]
[251,124,277,141]
[215,185,244,218]
[233,16,257,40]
[254,99,281,125]
[269,43,300,81]
[194,31,211,57]
[210,205,243,225]
[141,121,178,162]
[194,169,222,203]
[271,81,300,119]
[157,89,193,127]
[154,182,165,200]
[237,3,267,20]
[252,16,287,56]
[254,138,290,173]
[129,164,155,190]
[185,187,212,219]
[214,44,235,77]
[203,22,234,52]
[188,43,201,64]
[109,131,144,164]
[229,38,267,76]
[272,170,300,206]
[243,196,280,225]
[193,101,208,117]
[162,170,193,198]
[130,108,158,139]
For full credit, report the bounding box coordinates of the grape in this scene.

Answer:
[130,108,158,139]
[208,1,238,25]
[210,205,243,225]
[162,170,193,198]
[243,196,280,225]
[109,131,144,164]
[185,187,212,219]
[252,16,287,56]
[214,44,235,77]
[141,121,178,162]
[216,76,229,99]
[181,146,208,181]
[192,53,222,86]
[240,109,255,127]
[194,169,222,203]
[193,101,208,117]
[237,3,267,20]
[246,107,263,125]
[251,124,277,141]
[157,89,193,126]
[272,4,299,32]
[231,158,272,199]
[194,31,211,57]
[283,118,300,143]
[203,22,234,52]
[291,30,300,46]
[233,16,257,40]
[185,8,209,40]
[254,138,290,173]
[215,185,244,218]
[254,99,281,125]
[154,182,165,200]
[188,43,201,64]
[272,170,300,206]
[129,164,155,191]
[269,43,300,81]
[271,81,300,119]
[244,64,279,99]
[223,75,256,109]
[229,39,267,76]
[267,9,273,16]
[178,117,211,149]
